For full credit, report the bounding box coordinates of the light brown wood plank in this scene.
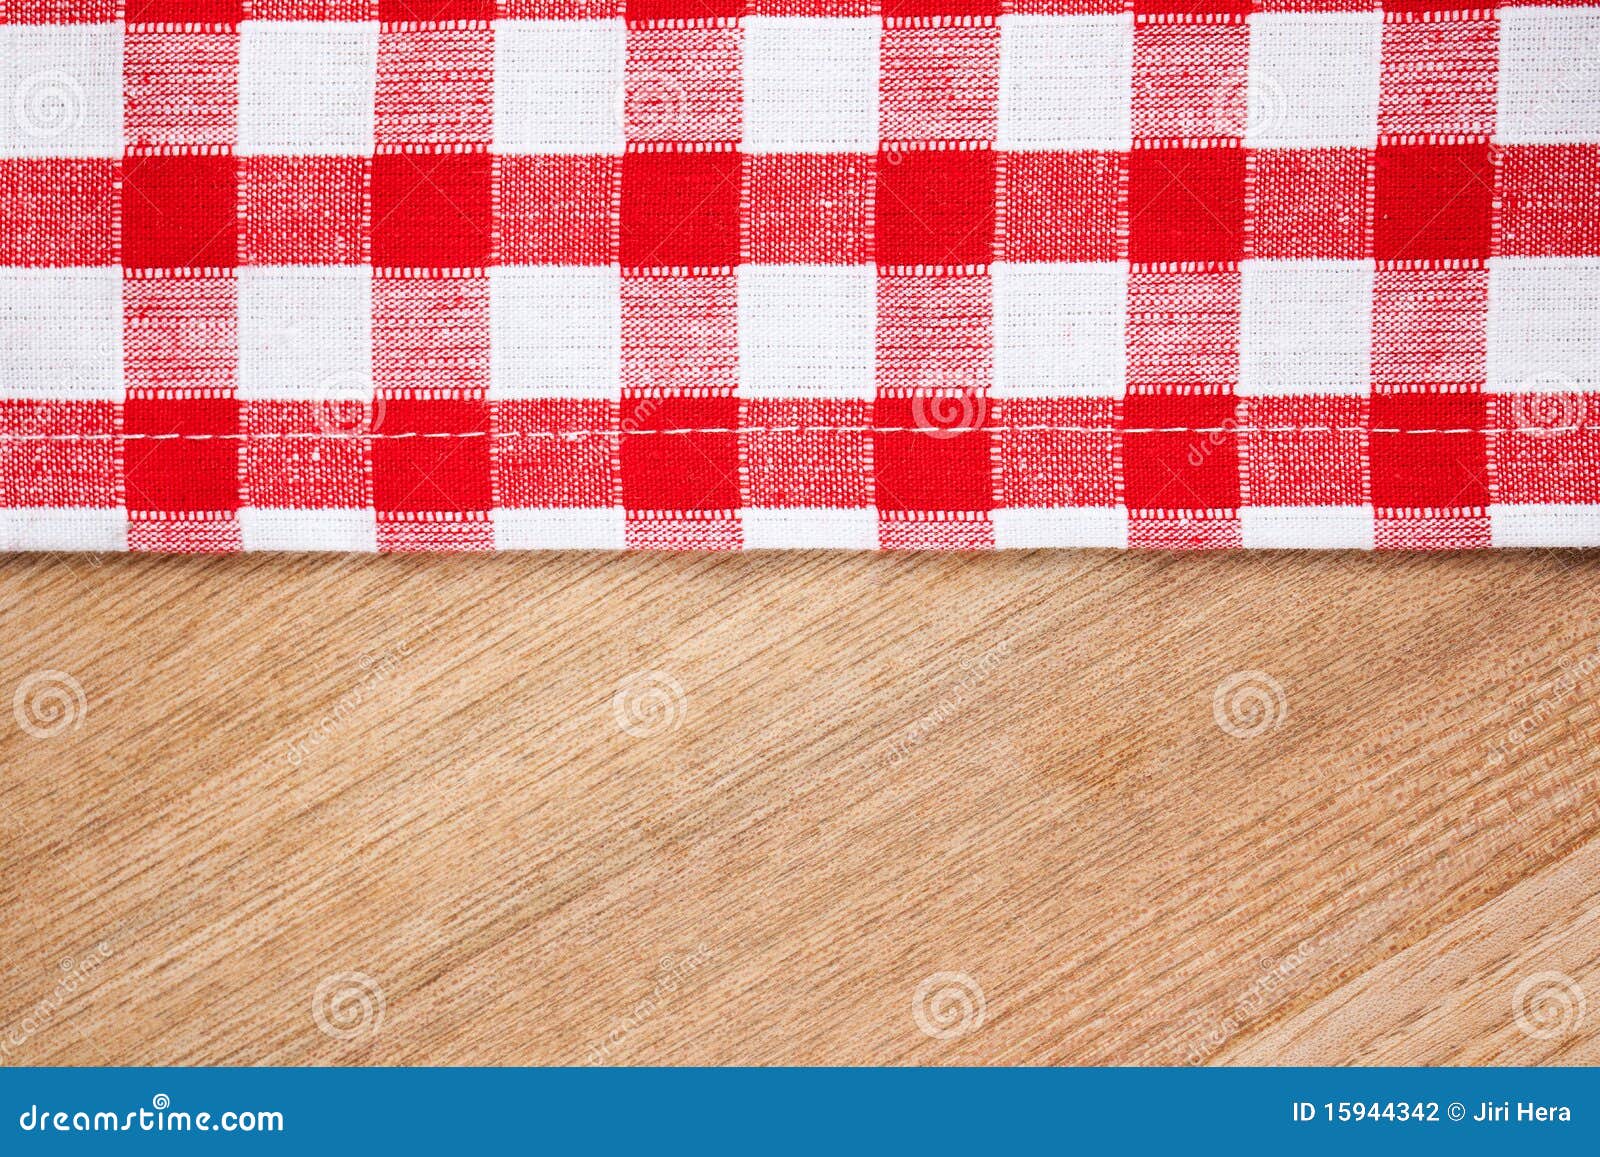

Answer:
[1,549,1597,1065]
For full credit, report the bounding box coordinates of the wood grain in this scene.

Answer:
[1,549,1597,1066]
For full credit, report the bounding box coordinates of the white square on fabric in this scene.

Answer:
[238,267,372,400]
[1498,8,1600,143]
[1487,258,1600,391]
[741,508,878,550]
[491,266,621,399]
[993,262,1126,398]
[240,508,378,552]
[238,21,377,155]
[1244,13,1381,148]
[738,265,876,399]
[1240,259,1373,396]
[742,17,879,153]
[494,19,625,154]
[992,507,1129,549]
[0,508,126,552]
[1240,506,1374,550]
[0,24,123,158]
[1490,504,1600,548]
[998,15,1132,150]
[0,269,122,399]
[493,507,627,550]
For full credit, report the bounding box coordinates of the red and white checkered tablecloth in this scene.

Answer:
[2,0,1598,551]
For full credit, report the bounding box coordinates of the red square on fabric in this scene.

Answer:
[1371,268,1486,392]
[746,154,872,265]
[1125,270,1240,393]
[494,399,616,509]
[620,395,741,514]
[880,26,1000,145]
[378,0,491,16]
[376,27,494,149]
[1132,21,1250,141]
[624,0,743,21]
[241,401,371,509]
[1374,143,1494,264]
[1490,395,1600,504]
[123,276,237,394]
[1249,148,1371,261]
[123,395,241,514]
[626,28,742,144]
[122,154,238,270]
[1002,151,1123,263]
[876,273,991,393]
[126,0,241,19]
[876,148,996,268]
[1134,0,1248,13]
[745,399,871,508]
[994,398,1117,508]
[620,150,741,271]
[1499,145,1600,258]
[1379,17,1497,139]
[242,157,366,267]
[872,395,993,514]
[0,402,117,508]
[371,152,492,270]
[1369,393,1489,510]
[124,28,238,150]
[0,160,115,267]
[1128,145,1246,266]
[1122,394,1241,512]
[499,156,617,266]
[371,397,492,514]
[1239,397,1366,506]
[253,0,375,15]
[884,0,999,16]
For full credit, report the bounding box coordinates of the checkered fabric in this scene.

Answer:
[2,0,1599,551]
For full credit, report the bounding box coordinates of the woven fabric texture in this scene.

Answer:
[2,1,1599,551]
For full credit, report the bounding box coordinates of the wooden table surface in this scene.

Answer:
[2,549,1596,1065]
